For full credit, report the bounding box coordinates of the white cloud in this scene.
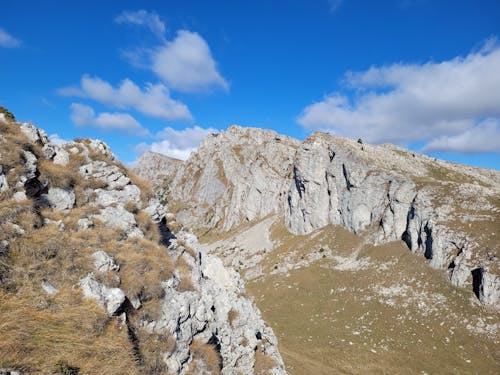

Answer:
[48,134,69,145]
[114,10,166,39]
[136,125,217,160]
[152,30,228,93]
[70,103,149,135]
[0,27,21,48]
[298,40,500,153]
[60,75,192,121]
[423,118,500,153]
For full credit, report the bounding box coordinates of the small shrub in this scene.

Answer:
[0,106,15,122]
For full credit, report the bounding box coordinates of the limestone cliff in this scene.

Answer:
[139,127,499,309]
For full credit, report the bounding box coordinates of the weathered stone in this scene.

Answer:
[79,273,126,315]
[92,250,119,272]
[79,161,130,190]
[41,187,75,211]
[93,184,141,207]
[0,166,8,192]
[94,205,143,238]
[76,218,93,231]
[19,122,49,145]
[41,280,58,295]
[53,146,70,166]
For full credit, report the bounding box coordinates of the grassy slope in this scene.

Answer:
[243,222,499,374]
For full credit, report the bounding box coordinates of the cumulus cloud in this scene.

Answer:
[70,103,149,135]
[136,125,217,160]
[152,30,228,93]
[423,118,500,153]
[115,10,227,93]
[0,27,21,48]
[48,134,69,145]
[59,75,192,121]
[114,10,166,39]
[298,40,500,153]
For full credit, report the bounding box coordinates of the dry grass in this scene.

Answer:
[136,330,176,374]
[0,289,139,374]
[228,308,239,327]
[176,256,196,292]
[38,159,80,189]
[115,240,174,300]
[135,210,161,243]
[128,170,155,203]
[187,339,221,375]
[254,345,277,374]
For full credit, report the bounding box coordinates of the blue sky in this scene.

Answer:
[1,0,499,169]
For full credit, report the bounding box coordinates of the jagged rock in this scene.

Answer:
[144,198,166,223]
[19,122,49,145]
[12,191,27,201]
[134,150,183,187]
[53,146,70,166]
[42,143,56,160]
[76,218,93,231]
[148,231,285,375]
[93,184,141,207]
[43,218,65,231]
[201,256,237,293]
[92,250,119,272]
[0,240,9,256]
[21,150,38,181]
[142,128,500,309]
[41,187,75,211]
[41,281,58,295]
[480,271,500,306]
[0,369,20,375]
[156,125,299,232]
[94,205,143,238]
[79,161,130,190]
[79,273,126,315]
[0,165,8,192]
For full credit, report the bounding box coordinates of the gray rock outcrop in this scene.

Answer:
[139,128,499,309]
[156,125,300,232]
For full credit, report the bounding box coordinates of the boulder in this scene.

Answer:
[41,187,75,211]
[79,273,126,315]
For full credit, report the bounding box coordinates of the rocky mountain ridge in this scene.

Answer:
[136,125,499,309]
[0,116,285,374]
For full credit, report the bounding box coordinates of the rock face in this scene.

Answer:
[0,117,285,374]
[139,128,500,309]
[134,150,183,187]
[285,133,500,308]
[143,125,300,233]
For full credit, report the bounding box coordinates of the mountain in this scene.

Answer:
[136,125,500,374]
[0,115,285,374]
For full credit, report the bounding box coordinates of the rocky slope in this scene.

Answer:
[137,126,500,373]
[0,115,285,374]
[138,127,499,310]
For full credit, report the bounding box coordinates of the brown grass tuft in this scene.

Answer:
[254,345,277,374]
[228,308,239,327]
[38,159,80,189]
[188,339,221,375]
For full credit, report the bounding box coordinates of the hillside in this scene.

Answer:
[137,125,500,374]
[0,115,285,374]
